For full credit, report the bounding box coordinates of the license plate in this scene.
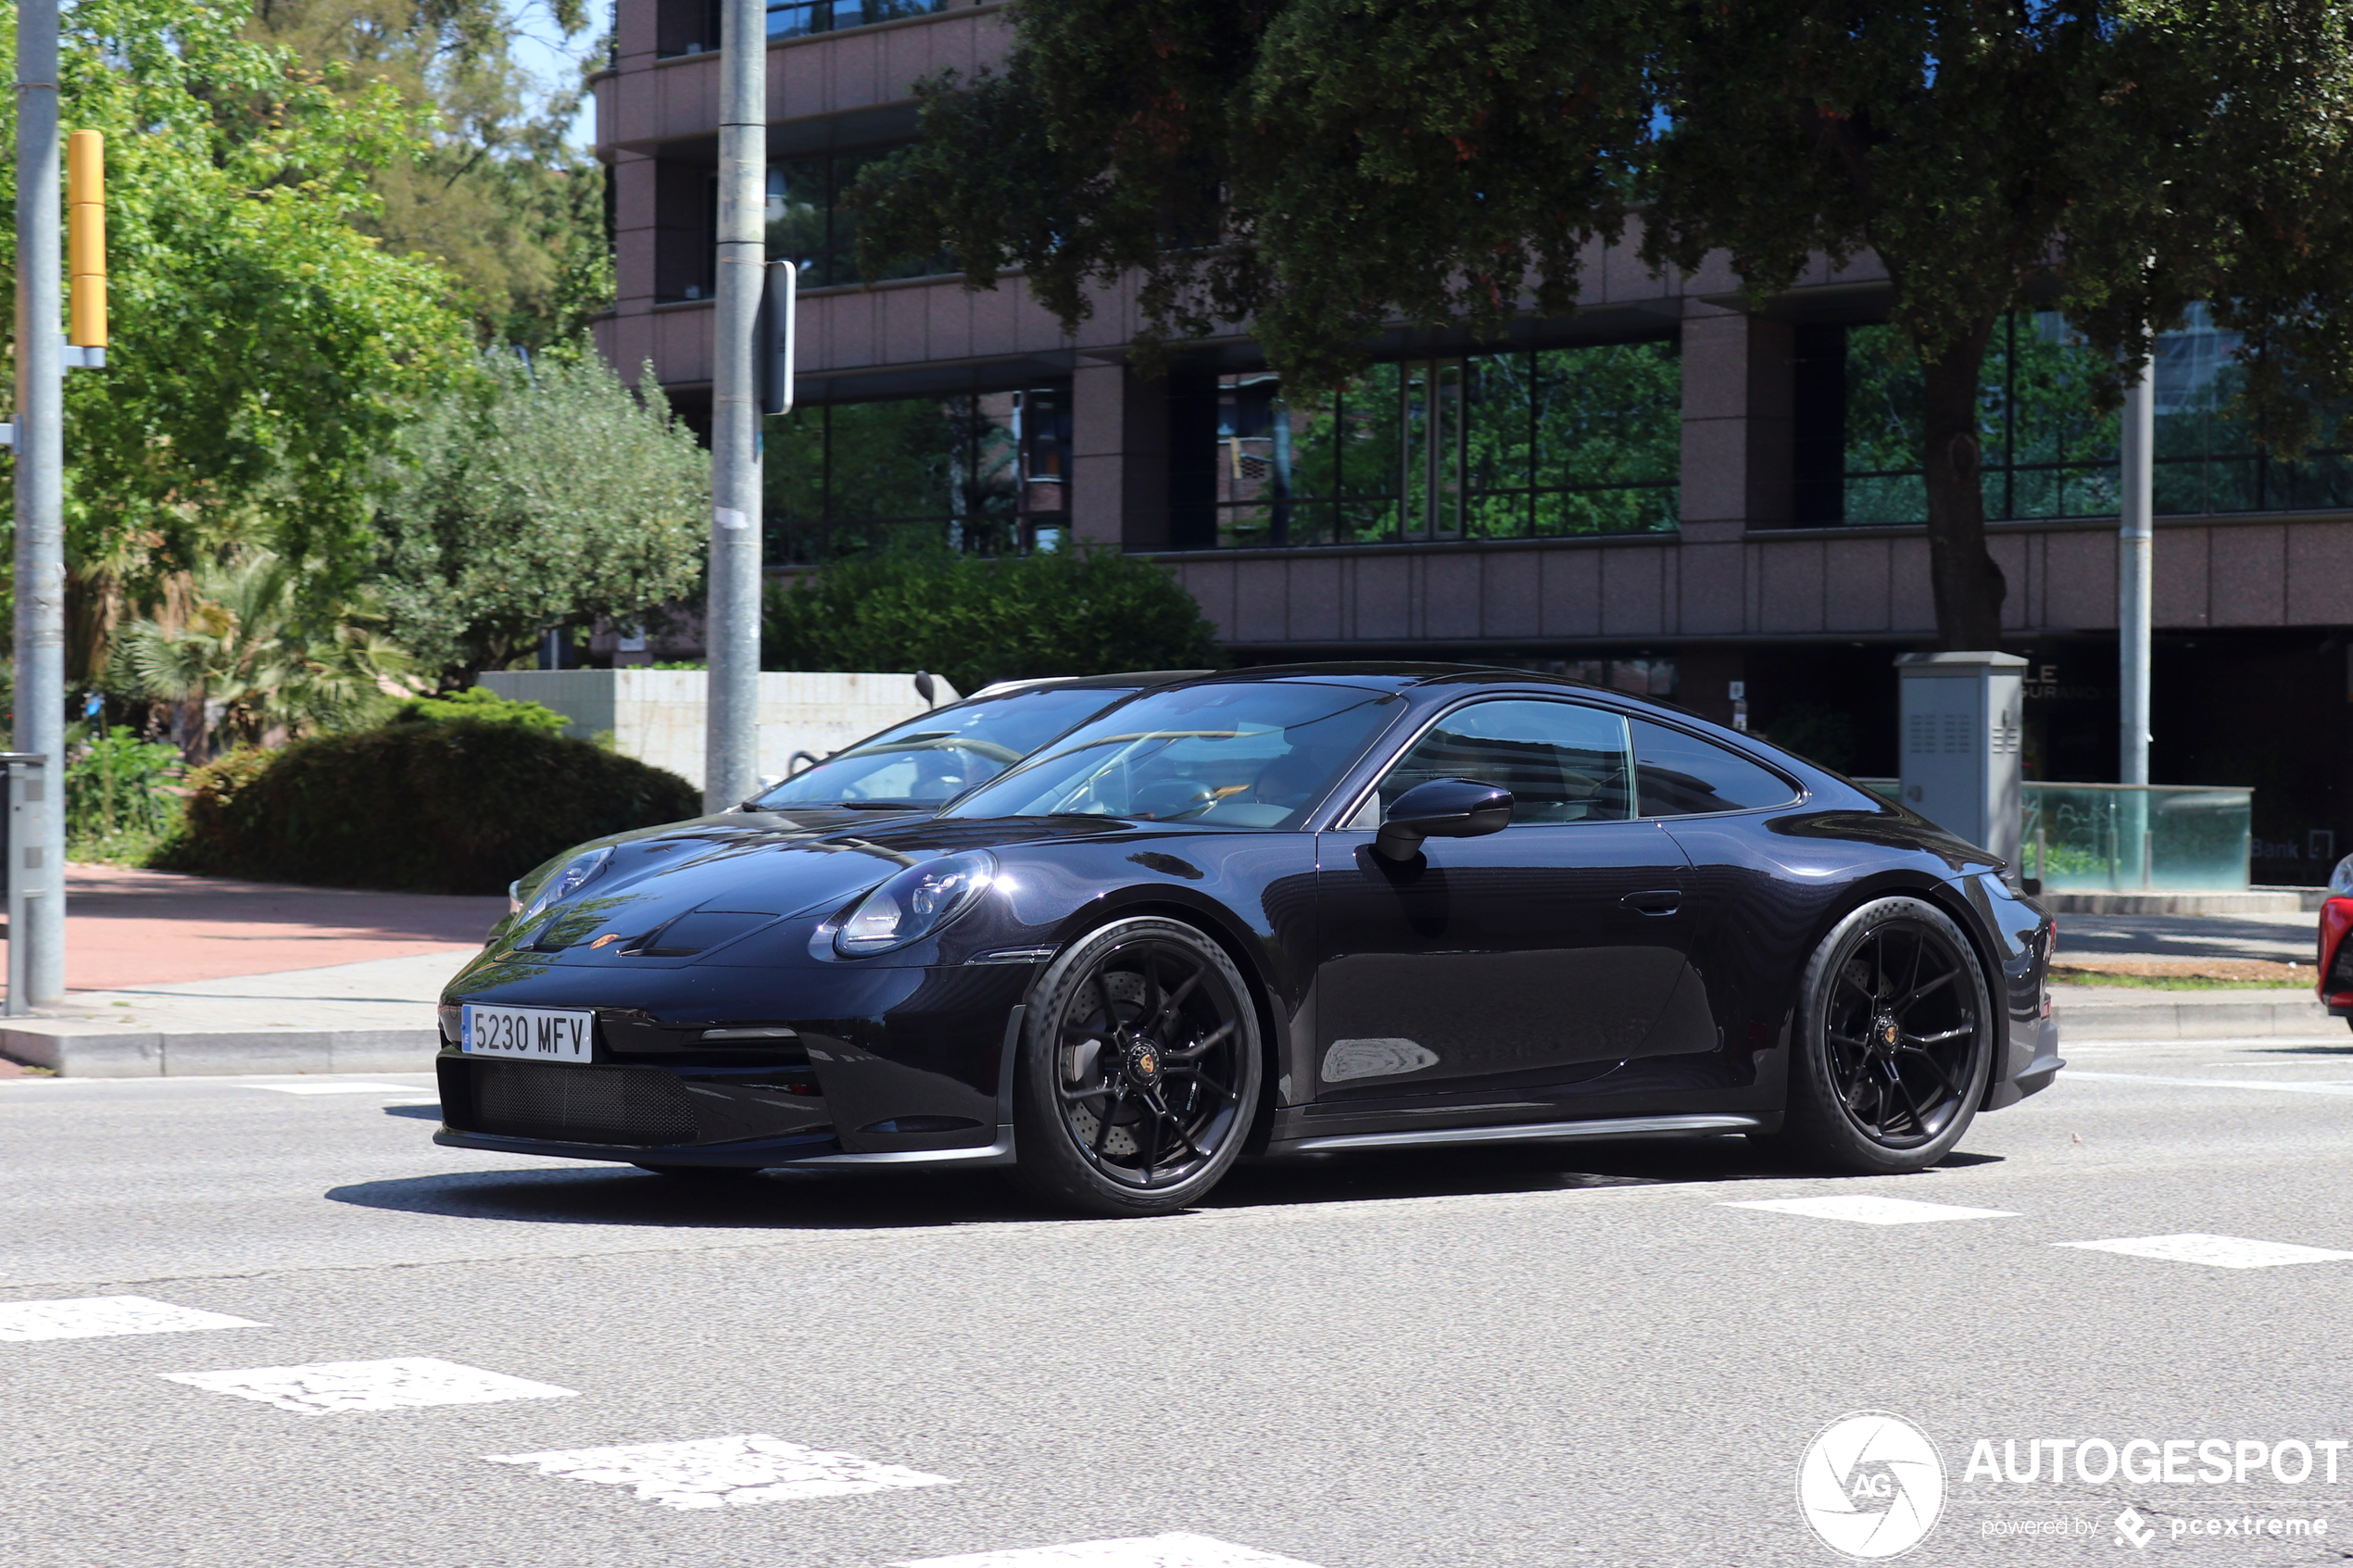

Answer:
[462,1004,594,1062]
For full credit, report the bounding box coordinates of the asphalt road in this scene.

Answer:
[8,1034,2353,1568]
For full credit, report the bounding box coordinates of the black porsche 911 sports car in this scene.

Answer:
[497,670,1205,936]
[436,664,2062,1216]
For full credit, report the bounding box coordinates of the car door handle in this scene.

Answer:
[1620,889,1681,916]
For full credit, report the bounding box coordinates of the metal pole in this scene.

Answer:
[2119,348,2155,886]
[703,0,765,812]
[13,0,64,1009]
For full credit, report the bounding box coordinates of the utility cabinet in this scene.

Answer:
[1895,651,2026,876]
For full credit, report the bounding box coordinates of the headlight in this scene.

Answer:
[2332,855,2353,898]
[835,850,996,956]
[518,846,613,923]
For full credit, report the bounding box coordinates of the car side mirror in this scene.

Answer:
[1373,778,1515,862]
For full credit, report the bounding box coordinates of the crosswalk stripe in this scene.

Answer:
[485,1434,954,1509]
[161,1356,576,1412]
[0,1295,265,1341]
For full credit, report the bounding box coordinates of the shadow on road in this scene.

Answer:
[326,1135,2002,1232]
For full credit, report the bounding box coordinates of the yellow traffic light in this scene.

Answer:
[67,130,105,349]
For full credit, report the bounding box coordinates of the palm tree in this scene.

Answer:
[109,550,422,759]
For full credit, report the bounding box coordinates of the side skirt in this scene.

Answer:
[1273,1112,1762,1156]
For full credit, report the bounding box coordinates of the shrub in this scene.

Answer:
[67,727,186,864]
[156,719,698,894]
[762,544,1224,696]
[393,685,569,734]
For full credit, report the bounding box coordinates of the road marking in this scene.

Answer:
[243,1081,425,1096]
[0,1295,264,1341]
[2057,1234,2353,1269]
[2062,1071,2353,1097]
[895,1535,1326,1568]
[161,1356,576,1413]
[486,1433,954,1509]
[1724,1195,2020,1225]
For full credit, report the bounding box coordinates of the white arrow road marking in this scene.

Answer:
[1724,1195,2020,1224]
[2058,1234,2353,1269]
[0,1296,264,1341]
[161,1357,576,1412]
[486,1434,954,1510]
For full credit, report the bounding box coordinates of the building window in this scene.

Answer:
[1172,341,1680,549]
[660,0,964,56]
[766,155,943,289]
[767,0,956,41]
[764,386,1071,563]
[1792,306,2353,526]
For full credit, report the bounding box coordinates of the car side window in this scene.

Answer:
[1630,718,1800,817]
[1377,700,1633,824]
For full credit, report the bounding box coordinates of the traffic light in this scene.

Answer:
[758,259,795,417]
[67,131,105,351]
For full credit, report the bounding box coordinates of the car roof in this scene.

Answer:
[965,670,1213,700]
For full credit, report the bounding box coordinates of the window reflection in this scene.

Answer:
[763,386,1071,562]
[1799,306,2353,525]
[1199,341,1680,548]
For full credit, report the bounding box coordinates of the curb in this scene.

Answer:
[2049,987,2338,1040]
[1,1024,439,1078]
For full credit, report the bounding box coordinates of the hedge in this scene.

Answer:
[157,718,699,894]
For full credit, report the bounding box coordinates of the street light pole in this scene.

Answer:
[703,0,765,811]
[2118,345,2156,885]
[13,0,65,1008]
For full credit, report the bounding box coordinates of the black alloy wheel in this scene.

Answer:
[1012,915,1263,1216]
[1775,896,1995,1174]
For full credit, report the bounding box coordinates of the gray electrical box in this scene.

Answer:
[1895,652,2025,877]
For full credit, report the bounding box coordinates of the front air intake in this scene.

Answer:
[443,1059,698,1146]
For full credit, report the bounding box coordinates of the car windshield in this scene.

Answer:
[746,684,1134,809]
[943,681,1403,829]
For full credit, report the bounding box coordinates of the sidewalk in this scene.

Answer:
[0,865,507,1077]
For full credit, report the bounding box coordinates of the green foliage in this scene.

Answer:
[156,719,697,894]
[373,349,711,682]
[249,0,610,348]
[392,684,568,733]
[762,546,1224,696]
[16,0,480,619]
[108,550,418,757]
[66,727,184,863]
[858,0,2353,646]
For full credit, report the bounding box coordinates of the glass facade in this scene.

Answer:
[766,154,944,288]
[1794,306,2353,526]
[1183,341,1681,549]
[763,386,1072,562]
[766,0,954,40]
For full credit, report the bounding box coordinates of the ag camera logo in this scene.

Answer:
[1798,1411,1946,1559]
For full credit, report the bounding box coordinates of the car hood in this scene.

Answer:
[461,814,1136,990]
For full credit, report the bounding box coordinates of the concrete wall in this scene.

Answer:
[482,670,960,790]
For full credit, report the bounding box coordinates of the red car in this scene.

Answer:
[2320,861,2353,1027]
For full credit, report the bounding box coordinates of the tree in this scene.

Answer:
[248,0,613,347]
[110,549,420,759]
[762,545,1224,696]
[3,0,480,675]
[854,0,2353,649]
[373,349,710,682]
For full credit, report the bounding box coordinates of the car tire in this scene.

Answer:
[1010,915,1264,1217]
[1771,896,1996,1175]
